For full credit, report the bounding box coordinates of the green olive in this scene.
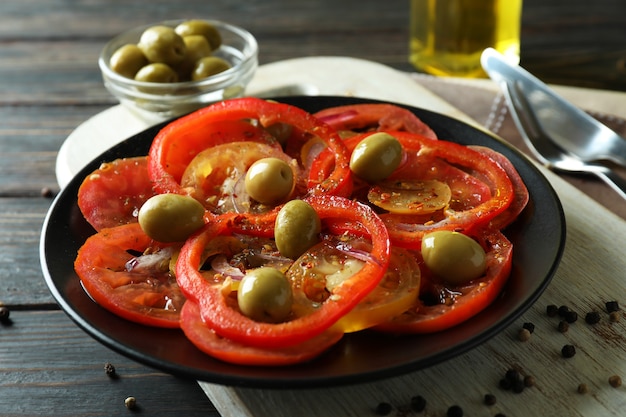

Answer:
[237,267,293,323]
[138,25,187,66]
[275,200,321,259]
[138,194,205,242]
[176,35,213,81]
[191,56,231,81]
[244,157,294,205]
[421,231,487,285]
[349,132,404,182]
[134,63,179,83]
[175,20,222,50]
[109,44,148,79]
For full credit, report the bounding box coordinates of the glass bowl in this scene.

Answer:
[99,19,258,122]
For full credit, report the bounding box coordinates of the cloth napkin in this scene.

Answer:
[411,74,626,220]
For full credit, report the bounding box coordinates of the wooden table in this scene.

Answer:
[2,1,626,416]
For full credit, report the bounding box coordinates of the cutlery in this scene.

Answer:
[503,79,626,200]
[481,48,626,168]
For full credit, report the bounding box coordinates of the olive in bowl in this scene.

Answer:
[99,19,258,121]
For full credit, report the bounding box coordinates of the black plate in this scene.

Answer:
[40,96,565,388]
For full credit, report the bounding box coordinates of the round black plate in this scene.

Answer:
[40,96,565,388]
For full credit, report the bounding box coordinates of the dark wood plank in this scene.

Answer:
[0,310,218,417]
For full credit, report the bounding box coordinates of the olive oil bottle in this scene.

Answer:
[409,0,522,77]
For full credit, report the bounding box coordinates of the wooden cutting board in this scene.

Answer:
[194,59,626,417]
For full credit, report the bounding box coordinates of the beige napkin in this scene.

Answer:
[412,74,626,220]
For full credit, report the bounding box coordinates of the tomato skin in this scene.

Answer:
[180,301,343,366]
[313,103,438,139]
[374,230,512,334]
[77,157,156,231]
[74,223,183,328]
[149,98,353,198]
[176,194,390,348]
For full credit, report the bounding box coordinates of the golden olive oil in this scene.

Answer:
[409,0,522,77]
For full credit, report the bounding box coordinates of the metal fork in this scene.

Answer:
[503,80,626,200]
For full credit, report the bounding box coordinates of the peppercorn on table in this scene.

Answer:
[2,1,626,416]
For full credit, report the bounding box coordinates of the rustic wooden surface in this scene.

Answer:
[2,0,626,416]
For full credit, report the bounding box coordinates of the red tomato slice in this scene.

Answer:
[149,98,353,198]
[77,157,156,231]
[313,103,438,139]
[74,223,184,328]
[374,230,512,334]
[180,301,343,366]
[175,194,390,348]
[469,145,530,230]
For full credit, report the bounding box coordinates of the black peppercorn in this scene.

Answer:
[522,322,535,333]
[558,320,569,333]
[447,405,463,417]
[561,344,576,358]
[375,402,393,416]
[546,304,559,317]
[565,310,578,323]
[585,311,601,325]
[104,362,117,378]
[410,395,426,412]
[0,306,10,323]
[483,393,497,406]
[606,301,620,313]
[558,305,570,317]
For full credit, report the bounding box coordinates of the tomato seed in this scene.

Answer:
[609,375,622,388]
[558,321,569,333]
[577,383,589,394]
[561,344,576,358]
[610,311,621,322]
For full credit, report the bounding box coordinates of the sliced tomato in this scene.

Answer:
[469,145,530,230]
[176,194,390,348]
[77,157,156,231]
[180,301,343,366]
[331,246,421,333]
[149,97,353,197]
[313,103,438,139]
[74,223,184,328]
[374,230,512,334]
[180,141,304,214]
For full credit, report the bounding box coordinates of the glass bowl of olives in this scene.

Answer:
[99,19,258,121]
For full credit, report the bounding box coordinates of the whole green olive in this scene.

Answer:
[421,231,487,285]
[175,20,222,50]
[138,194,205,242]
[138,25,186,66]
[244,157,294,205]
[109,44,148,79]
[134,63,179,83]
[191,56,231,81]
[176,35,213,80]
[349,132,404,182]
[275,200,321,259]
[237,267,293,323]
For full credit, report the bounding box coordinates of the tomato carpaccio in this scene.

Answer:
[74,97,528,366]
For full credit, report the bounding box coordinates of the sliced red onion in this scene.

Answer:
[125,246,174,273]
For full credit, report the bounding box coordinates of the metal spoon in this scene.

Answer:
[481,47,626,168]
[503,79,626,200]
